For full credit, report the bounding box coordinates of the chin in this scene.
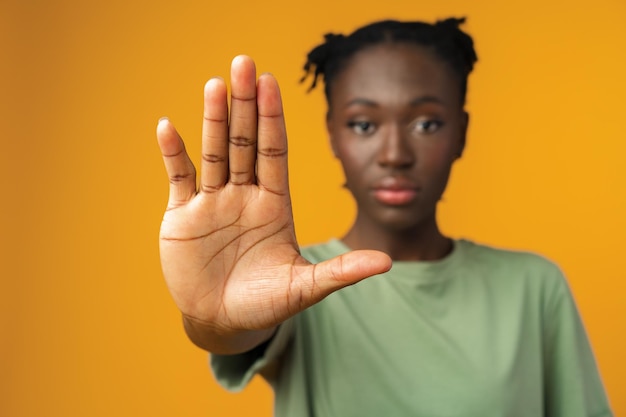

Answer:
[372,209,432,233]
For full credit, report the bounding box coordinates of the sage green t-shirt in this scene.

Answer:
[211,239,612,416]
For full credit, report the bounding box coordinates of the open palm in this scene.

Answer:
[157,56,391,353]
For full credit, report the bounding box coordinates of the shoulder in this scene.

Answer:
[458,240,578,321]
[459,239,563,276]
[456,239,569,296]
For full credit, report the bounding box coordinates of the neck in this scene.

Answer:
[341,217,452,261]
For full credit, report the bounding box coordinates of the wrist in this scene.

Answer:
[182,314,277,355]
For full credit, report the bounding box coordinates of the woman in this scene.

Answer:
[156,18,611,416]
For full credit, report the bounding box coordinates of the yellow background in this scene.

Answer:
[2,0,624,415]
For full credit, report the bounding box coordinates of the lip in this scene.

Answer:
[371,176,420,206]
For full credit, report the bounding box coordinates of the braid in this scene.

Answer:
[300,33,346,92]
[301,17,478,104]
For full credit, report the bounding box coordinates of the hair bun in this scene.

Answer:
[435,17,466,29]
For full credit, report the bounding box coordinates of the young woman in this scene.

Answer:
[156,18,612,416]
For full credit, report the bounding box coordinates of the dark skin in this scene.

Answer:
[155,45,467,354]
[327,43,468,260]
[157,56,391,354]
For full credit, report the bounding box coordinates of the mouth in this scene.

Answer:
[371,176,420,206]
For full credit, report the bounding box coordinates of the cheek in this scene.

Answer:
[337,150,364,186]
[335,139,377,177]
[422,149,454,169]
[417,143,457,180]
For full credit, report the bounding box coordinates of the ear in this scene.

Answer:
[326,111,339,158]
[456,111,469,159]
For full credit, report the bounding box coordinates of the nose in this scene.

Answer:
[377,123,415,168]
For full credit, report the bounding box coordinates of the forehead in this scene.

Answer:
[329,43,462,107]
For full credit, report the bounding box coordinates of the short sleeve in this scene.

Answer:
[210,318,295,391]
[542,267,613,416]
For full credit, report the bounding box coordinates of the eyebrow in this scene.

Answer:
[410,96,443,106]
[344,96,444,108]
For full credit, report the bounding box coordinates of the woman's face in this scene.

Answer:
[326,43,468,232]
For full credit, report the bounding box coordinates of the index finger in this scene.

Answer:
[256,73,288,195]
[200,77,228,193]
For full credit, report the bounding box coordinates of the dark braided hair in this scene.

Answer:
[301,17,478,105]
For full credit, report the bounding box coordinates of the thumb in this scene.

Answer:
[297,250,392,304]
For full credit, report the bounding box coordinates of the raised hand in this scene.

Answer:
[156,56,391,354]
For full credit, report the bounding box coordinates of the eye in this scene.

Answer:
[347,120,377,136]
[412,119,444,134]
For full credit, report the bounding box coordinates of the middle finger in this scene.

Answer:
[228,55,258,185]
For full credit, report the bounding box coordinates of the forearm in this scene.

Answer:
[182,315,277,355]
